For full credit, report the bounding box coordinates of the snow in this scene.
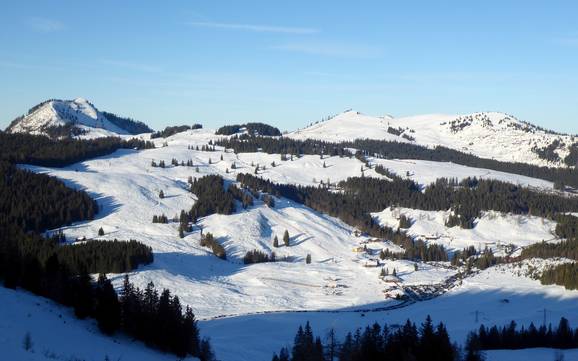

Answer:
[486,348,578,361]
[0,287,197,361]
[200,265,578,361]
[289,110,577,168]
[13,128,578,360]
[7,98,132,137]
[367,157,554,190]
[289,110,407,143]
[372,207,559,255]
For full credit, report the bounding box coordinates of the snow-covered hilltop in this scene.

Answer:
[289,110,577,168]
[5,98,152,138]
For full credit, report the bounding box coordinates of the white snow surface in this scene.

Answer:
[367,157,554,190]
[11,129,578,360]
[0,287,197,361]
[7,98,131,137]
[200,262,578,360]
[372,207,559,255]
[289,110,577,167]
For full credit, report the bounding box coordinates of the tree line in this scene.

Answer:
[101,111,154,134]
[0,132,154,167]
[150,124,202,139]
[0,161,98,232]
[272,316,480,361]
[469,317,578,350]
[540,263,578,290]
[0,132,213,358]
[236,173,448,262]
[215,135,578,188]
[216,122,281,136]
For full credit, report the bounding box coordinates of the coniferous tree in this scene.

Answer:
[273,236,279,248]
[95,273,121,334]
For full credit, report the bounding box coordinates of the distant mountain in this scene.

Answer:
[289,110,578,168]
[5,98,153,138]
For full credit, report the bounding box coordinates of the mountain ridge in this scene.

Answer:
[6,98,153,138]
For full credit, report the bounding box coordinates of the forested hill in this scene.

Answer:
[216,135,578,189]
[0,132,154,167]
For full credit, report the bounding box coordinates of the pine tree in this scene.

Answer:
[73,268,93,319]
[22,332,33,351]
[95,273,121,335]
[273,236,279,248]
[283,230,290,246]
[98,227,104,236]
[159,190,165,199]
[306,254,312,264]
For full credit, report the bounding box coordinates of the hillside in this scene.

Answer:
[0,287,196,361]
[5,98,152,138]
[3,117,578,360]
[289,110,577,168]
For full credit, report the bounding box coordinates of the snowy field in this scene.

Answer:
[373,207,559,255]
[13,129,578,360]
[200,264,578,361]
[367,157,554,190]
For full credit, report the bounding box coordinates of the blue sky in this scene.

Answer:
[1,0,577,133]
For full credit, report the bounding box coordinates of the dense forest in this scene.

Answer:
[469,317,578,350]
[272,316,477,361]
[150,124,202,138]
[56,239,153,274]
[565,143,578,167]
[540,263,578,290]
[0,162,98,232]
[189,175,235,219]
[101,111,154,134]
[0,132,154,167]
[216,136,578,188]
[216,122,282,136]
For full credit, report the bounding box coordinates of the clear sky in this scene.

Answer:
[1,0,577,133]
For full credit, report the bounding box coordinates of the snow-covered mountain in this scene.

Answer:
[18,129,577,360]
[290,110,577,167]
[5,98,152,138]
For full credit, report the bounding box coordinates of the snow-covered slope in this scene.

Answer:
[373,207,558,256]
[6,98,148,138]
[13,128,578,360]
[290,111,406,143]
[289,110,577,168]
[201,261,578,361]
[0,287,196,361]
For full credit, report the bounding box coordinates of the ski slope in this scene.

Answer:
[16,129,578,360]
